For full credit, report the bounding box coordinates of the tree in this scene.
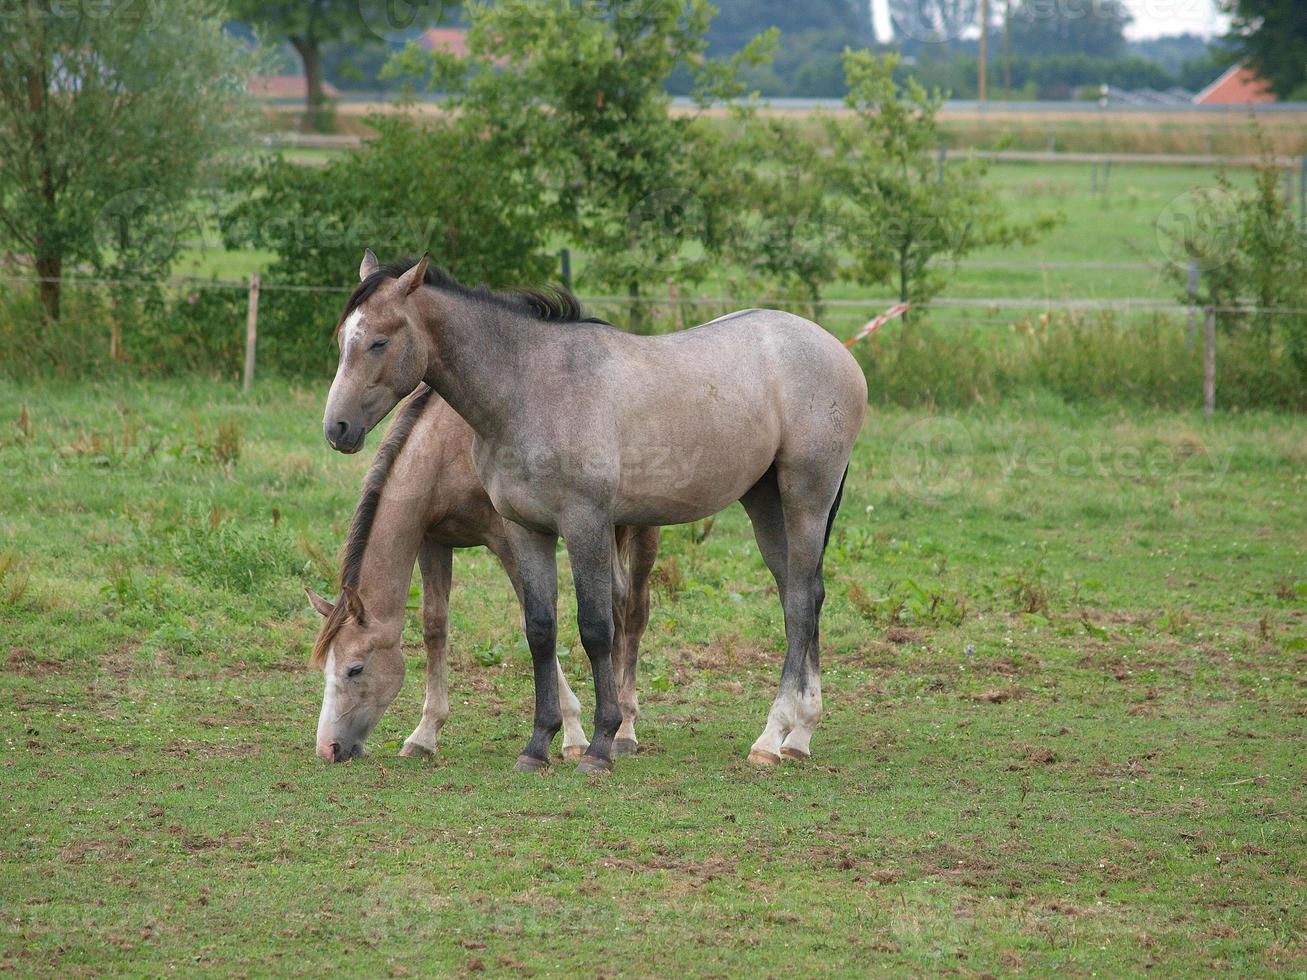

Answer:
[226,0,454,127]
[696,0,874,95]
[1008,0,1131,59]
[722,116,844,310]
[391,0,773,330]
[0,2,257,321]
[1163,135,1307,381]
[888,0,978,45]
[828,51,1055,307]
[1223,0,1307,98]
[222,113,558,373]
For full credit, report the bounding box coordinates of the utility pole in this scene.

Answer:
[978,0,990,103]
[1002,0,1012,100]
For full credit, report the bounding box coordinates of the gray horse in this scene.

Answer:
[323,251,866,772]
[307,384,659,764]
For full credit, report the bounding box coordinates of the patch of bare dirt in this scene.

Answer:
[5,647,62,677]
[883,626,923,645]
[670,635,774,671]
[965,685,1020,704]
[598,854,736,888]
[162,737,260,759]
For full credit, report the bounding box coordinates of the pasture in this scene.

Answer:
[2,379,1303,975]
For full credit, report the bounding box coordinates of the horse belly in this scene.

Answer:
[611,426,775,525]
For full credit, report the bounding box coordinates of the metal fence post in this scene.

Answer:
[937,147,946,185]
[1203,306,1215,417]
[243,272,260,394]
[559,248,572,291]
[1299,156,1305,231]
[1185,259,1198,351]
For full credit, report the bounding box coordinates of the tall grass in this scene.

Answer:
[852,311,1307,411]
[4,288,1304,412]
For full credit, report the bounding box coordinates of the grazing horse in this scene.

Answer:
[323,251,865,772]
[308,383,659,763]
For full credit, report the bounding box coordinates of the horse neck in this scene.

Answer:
[415,288,535,438]
[353,472,431,632]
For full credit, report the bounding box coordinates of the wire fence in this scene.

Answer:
[3,271,1303,417]
[6,274,1306,316]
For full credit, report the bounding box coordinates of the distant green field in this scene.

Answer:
[172,158,1265,335]
[2,379,1303,974]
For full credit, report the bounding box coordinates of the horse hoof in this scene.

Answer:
[747,749,782,767]
[780,747,810,762]
[561,744,589,761]
[577,756,613,775]
[612,738,639,757]
[513,754,550,773]
[399,741,435,759]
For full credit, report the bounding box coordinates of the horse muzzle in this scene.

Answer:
[317,740,365,763]
[324,418,366,454]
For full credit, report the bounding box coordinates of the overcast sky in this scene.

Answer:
[871,0,1230,42]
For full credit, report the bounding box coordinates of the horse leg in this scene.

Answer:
[748,465,843,766]
[490,534,589,761]
[503,524,563,772]
[401,539,452,759]
[613,527,660,756]
[555,659,590,761]
[609,527,634,755]
[563,515,622,773]
[741,467,789,602]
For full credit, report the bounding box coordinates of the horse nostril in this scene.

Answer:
[334,420,349,439]
[330,741,342,762]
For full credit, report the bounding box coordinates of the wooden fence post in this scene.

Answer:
[243,272,260,394]
[558,248,572,291]
[1203,306,1215,417]
[1185,259,1198,351]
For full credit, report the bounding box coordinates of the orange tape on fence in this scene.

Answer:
[844,303,911,347]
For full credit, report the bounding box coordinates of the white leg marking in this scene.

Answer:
[780,679,822,759]
[556,660,589,756]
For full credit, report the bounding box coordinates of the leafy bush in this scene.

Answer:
[219,114,560,375]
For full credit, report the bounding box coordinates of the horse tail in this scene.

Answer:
[822,466,849,554]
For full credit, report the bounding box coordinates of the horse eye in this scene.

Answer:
[369,338,388,352]
[347,664,364,678]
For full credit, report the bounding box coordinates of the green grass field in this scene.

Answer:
[2,379,1304,975]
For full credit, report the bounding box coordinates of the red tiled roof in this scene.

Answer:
[1193,64,1276,105]
[250,75,340,99]
[420,27,469,58]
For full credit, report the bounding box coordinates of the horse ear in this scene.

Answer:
[341,585,367,625]
[398,253,430,296]
[305,587,335,618]
[359,248,379,282]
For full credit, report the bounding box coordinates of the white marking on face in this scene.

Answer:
[343,309,367,353]
[317,648,339,748]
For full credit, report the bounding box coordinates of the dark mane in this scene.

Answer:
[336,256,610,334]
[310,385,435,667]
